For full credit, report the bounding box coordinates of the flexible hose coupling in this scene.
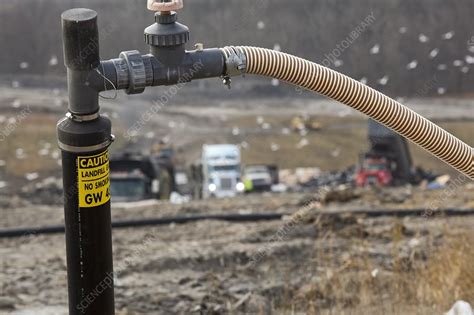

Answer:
[221,46,247,76]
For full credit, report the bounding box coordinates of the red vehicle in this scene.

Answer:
[355,156,393,187]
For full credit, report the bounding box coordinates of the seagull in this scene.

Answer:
[407,60,418,70]
[331,148,341,157]
[333,59,343,67]
[11,99,21,108]
[49,55,59,66]
[377,75,389,85]
[38,148,49,156]
[271,143,280,152]
[437,64,448,71]
[419,34,429,43]
[429,48,439,59]
[261,122,271,130]
[442,31,455,40]
[296,138,309,149]
[299,129,308,136]
[370,44,380,55]
[231,127,240,136]
[51,150,60,160]
[16,148,26,159]
[25,172,39,181]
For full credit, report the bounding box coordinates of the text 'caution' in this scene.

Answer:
[77,151,110,208]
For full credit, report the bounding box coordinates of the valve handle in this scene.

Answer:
[147,0,183,11]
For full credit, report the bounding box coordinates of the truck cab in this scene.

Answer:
[243,165,273,192]
[201,144,244,199]
[355,155,393,187]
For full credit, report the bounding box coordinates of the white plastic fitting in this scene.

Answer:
[147,0,183,11]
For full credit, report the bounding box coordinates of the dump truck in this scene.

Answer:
[109,151,175,201]
[192,144,244,199]
[355,119,414,186]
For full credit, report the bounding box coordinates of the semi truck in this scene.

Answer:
[192,144,244,199]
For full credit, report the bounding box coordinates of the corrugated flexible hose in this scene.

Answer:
[221,46,473,180]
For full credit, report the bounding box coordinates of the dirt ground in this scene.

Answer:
[1,186,474,314]
[1,85,474,314]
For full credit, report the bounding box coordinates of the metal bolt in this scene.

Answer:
[222,76,231,89]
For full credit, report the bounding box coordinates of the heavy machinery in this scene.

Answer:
[110,151,175,201]
[290,115,323,132]
[356,119,414,186]
[192,144,244,199]
[355,155,393,187]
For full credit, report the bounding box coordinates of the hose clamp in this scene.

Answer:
[58,135,115,153]
[221,46,247,77]
[66,111,99,122]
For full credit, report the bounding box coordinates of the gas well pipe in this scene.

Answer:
[57,1,473,315]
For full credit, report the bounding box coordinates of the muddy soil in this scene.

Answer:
[1,186,473,314]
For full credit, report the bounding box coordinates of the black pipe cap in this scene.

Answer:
[62,8,100,70]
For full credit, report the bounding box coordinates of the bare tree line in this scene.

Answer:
[0,0,473,96]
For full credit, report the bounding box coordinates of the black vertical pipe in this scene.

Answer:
[59,8,115,315]
[62,8,100,115]
[60,146,115,315]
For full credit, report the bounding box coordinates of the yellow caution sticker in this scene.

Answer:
[77,151,110,208]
